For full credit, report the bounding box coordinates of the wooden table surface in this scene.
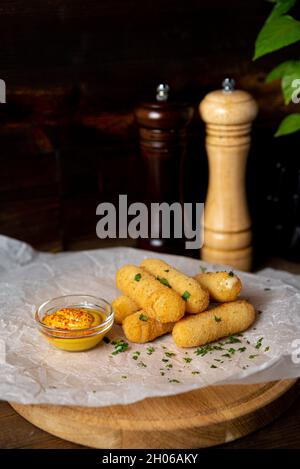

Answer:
[1,255,300,449]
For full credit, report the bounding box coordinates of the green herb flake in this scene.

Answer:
[191,371,200,375]
[213,345,224,351]
[228,271,235,277]
[160,371,165,376]
[265,346,270,352]
[156,276,171,288]
[137,361,147,368]
[222,353,231,358]
[228,348,236,355]
[165,352,176,358]
[264,287,271,291]
[121,375,127,379]
[257,310,263,315]
[162,358,169,363]
[134,273,142,282]
[255,337,264,349]
[183,357,192,363]
[164,269,170,273]
[139,313,148,322]
[146,347,155,355]
[249,354,258,359]
[103,336,110,344]
[112,339,129,355]
[214,315,222,323]
[194,344,214,356]
[238,347,246,353]
[210,364,218,369]
[166,363,173,369]
[182,290,191,301]
[226,335,241,344]
[199,265,207,273]
[168,379,180,383]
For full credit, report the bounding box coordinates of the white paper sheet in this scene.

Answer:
[0,235,300,407]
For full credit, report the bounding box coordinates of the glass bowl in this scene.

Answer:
[35,294,114,352]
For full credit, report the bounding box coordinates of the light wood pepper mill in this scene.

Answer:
[199,78,258,271]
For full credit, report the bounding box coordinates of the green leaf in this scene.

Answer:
[266,60,296,82]
[268,0,296,21]
[254,15,300,60]
[275,113,300,136]
[266,60,300,103]
[282,73,300,104]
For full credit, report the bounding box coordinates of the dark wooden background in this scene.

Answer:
[0,0,299,264]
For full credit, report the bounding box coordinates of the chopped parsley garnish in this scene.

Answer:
[160,371,165,376]
[166,363,173,369]
[214,315,222,322]
[222,353,231,358]
[226,335,241,344]
[249,354,258,359]
[112,339,129,355]
[168,379,180,383]
[103,336,110,344]
[134,273,142,281]
[199,265,207,273]
[156,276,171,288]
[255,337,263,349]
[228,348,236,354]
[264,287,271,291]
[162,358,169,363]
[228,271,234,277]
[137,361,147,368]
[213,345,224,351]
[165,352,176,358]
[182,290,191,301]
[121,375,127,379]
[132,351,140,360]
[210,364,218,369]
[139,313,148,322]
[147,347,155,355]
[257,310,263,315]
[265,346,270,352]
[191,371,200,375]
[238,347,246,352]
[194,344,214,356]
[164,269,170,273]
[183,357,192,363]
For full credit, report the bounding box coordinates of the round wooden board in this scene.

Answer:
[10,379,299,449]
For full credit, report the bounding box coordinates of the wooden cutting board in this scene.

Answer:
[10,379,299,448]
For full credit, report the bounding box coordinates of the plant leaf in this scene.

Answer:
[268,0,297,21]
[275,113,300,136]
[266,60,300,103]
[282,73,300,104]
[265,60,297,82]
[254,15,300,60]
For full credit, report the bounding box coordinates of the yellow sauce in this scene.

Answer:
[42,307,108,352]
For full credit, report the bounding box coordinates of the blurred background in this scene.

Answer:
[0,0,299,266]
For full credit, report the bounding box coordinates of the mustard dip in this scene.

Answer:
[42,307,107,351]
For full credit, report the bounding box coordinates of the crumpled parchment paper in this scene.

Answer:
[0,235,300,407]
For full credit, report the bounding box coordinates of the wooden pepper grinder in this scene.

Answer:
[199,78,258,271]
[135,84,194,254]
